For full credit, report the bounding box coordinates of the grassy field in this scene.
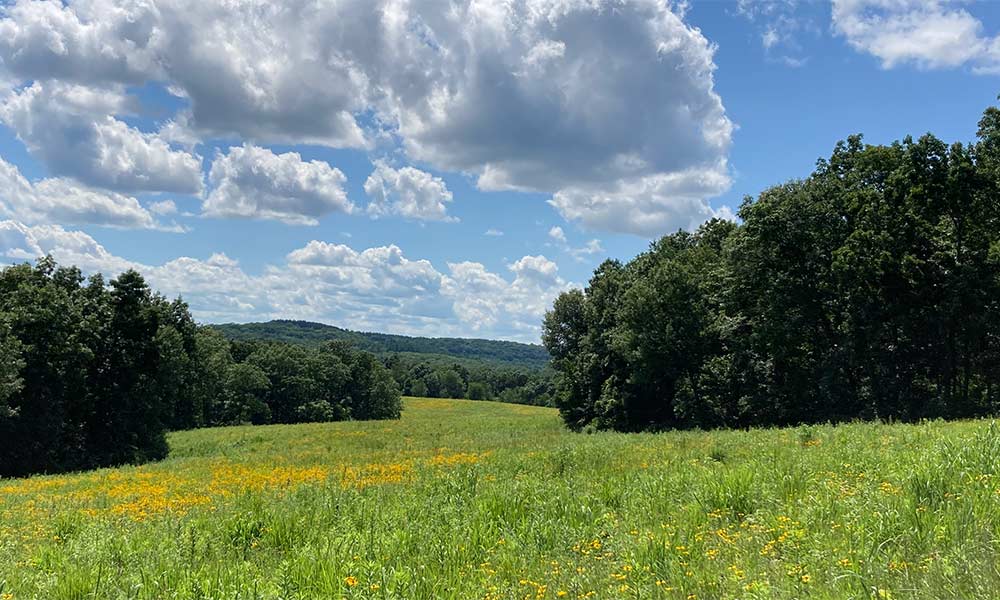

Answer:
[2,398,1000,599]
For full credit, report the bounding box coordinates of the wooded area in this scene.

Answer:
[544,104,1000,432]
[217,321,557,406]
[0,259,401,477]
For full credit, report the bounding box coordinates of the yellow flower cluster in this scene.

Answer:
[341,462,413,489]
[210,463,329,495]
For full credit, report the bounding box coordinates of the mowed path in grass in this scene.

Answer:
[3,398,1000,599]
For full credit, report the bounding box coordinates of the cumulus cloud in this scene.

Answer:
[0,82,203,194]
[0,221,572,341]
[365,161,456,222]
[148,200,177,216]
[151,0,370,147]
[0,157,173,229]
[287,240,443,299]
[0,0,366,147]
[484,229,504,237]
[445,254,571,334]
[0,0,160,85]
[832,0,1000,72]
[203,144,353,225]
[0,0,736,235]
[550,167,734,236]
[0,219,139,273]
[384,0,734,233]
[445,255,572,332]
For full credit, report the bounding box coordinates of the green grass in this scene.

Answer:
[3,398,1000,599]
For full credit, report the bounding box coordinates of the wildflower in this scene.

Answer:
[801,575,811,583]
[345,576,358,587]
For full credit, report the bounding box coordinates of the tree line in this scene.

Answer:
[544,103,1000,432]
[382,353,556,406]
[0,258,401,477]
[212,323,558,407]
[214,320,551,368]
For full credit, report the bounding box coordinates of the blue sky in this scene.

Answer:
[0,0,998,342]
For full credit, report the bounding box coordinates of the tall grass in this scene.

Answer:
[2,398,1000,598]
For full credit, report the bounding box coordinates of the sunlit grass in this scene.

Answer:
[2,398,1000,598]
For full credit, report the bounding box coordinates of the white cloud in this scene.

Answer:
[0,219,139,273]
[548,226,567,244]
[484,228,504,237]
[832,0,1000,72]
[386,0,733,234]
[365,161,456,222]
[0,0,161,86]
[732,0,812,66]
[0,0,737,236]
[546,224,604,261]
[0,221,572,341]
[0,157,170,229]
[287,242,445,306]
[148,200,177,216]
[762,28,780,49]
[204,144,353,225]
[569,239,605,260]
[0,82,204,194]
[550,168,734,236]
[445,254,571,334]
[0,0,366,148]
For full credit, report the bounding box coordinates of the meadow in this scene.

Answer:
[2,398,1000,599]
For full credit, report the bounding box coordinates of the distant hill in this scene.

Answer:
[211,320,551,368]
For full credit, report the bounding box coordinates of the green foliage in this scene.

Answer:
[383,352,556,406]
[222,363,272,425]
[410,379,428,398]
[216,322,557,407]
[0,259,403,477]
[466,381,491,400]
[545,103,1000,432]
[0,316,24,419]
[439,369,465,399]
[0,260,174,476]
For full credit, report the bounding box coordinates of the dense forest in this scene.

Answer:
[213,320,551,368]
[383,353,556,406]
[216,320,557,406]
[544,103,1000,432]
[0,259,401,477]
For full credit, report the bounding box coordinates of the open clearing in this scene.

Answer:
[2,398,1000,599]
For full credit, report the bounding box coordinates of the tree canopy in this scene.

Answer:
[0,260,401,477]
[544,104,1000,432]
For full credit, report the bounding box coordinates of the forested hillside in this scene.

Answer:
[545,102,1000,432]
[216,320,557,406]
[213,320,551,368]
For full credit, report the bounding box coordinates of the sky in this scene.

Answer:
[0,0,998,343]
